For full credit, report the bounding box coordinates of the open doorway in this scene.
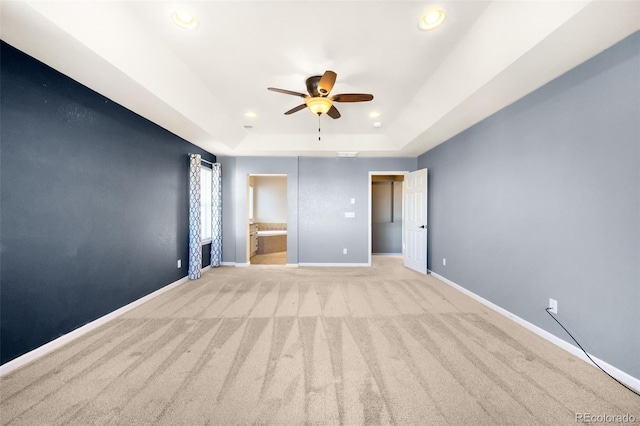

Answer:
[248,174,287,265]
[368,171,407,266]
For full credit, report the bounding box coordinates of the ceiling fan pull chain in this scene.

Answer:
[318,115,321,142]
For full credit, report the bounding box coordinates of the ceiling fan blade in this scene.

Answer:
[268,87,309,98]
[327,105,341,119]
[331,93,374,102]
[284,104,307,115]
[318,70,337,96]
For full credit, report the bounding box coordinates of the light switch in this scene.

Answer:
[344,212,355,218]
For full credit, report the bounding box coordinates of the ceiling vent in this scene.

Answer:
[337,151,358,158]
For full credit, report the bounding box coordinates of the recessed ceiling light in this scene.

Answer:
[418,8,446,31]
[244,111,257,118]
[172,8,198,29]
[369,111,381,118]
[373,122,383,128]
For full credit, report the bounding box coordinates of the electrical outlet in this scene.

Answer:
[443,258,446,266]
[177,259,181,268]
[343,248,348,255]
[549,298,558,314]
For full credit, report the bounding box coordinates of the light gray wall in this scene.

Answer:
[418,32,639,378]
[298,157,417,263]
[254,176,287,223]
[219,156,237,264]
[220,156,417,265]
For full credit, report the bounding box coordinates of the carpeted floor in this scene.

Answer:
[1,256,638,425]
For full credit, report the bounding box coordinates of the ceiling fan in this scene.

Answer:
[267,70,374,119]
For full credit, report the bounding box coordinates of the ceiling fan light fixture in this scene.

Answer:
[369,111,381,118]
[418,8,445,31]
[305,97,333,115]
[172,8,198,29]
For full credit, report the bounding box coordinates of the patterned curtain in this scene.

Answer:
[188,154,202,280]
[210,163,223,267]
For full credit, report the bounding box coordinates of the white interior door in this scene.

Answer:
[403,168,428,273]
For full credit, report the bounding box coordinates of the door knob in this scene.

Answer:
[419,225,426,229]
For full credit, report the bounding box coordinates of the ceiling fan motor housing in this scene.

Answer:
[306,76,322,97]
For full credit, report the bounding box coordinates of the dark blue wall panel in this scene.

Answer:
[0,41,215,364]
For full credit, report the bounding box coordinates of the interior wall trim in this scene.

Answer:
[430,271,640,392]
[0,275,191,377]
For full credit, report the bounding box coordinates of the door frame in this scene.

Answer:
[368,171,409,266]
[246,173,288,265]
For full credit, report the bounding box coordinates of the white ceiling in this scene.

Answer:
[2,1,639,158]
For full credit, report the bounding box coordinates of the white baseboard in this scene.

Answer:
[225,262,298,267]
[429,271,640,392]
[298,262,370,267]
[227,261,367,268]
[0,275,191,377]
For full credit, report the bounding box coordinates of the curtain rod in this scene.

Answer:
[190,154,214,166]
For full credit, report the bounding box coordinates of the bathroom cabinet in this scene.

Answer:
[249,223,258,257]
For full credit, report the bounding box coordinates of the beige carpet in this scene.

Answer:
[1,257,638,425]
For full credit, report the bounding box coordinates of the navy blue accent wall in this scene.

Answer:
[0,41,215,364]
